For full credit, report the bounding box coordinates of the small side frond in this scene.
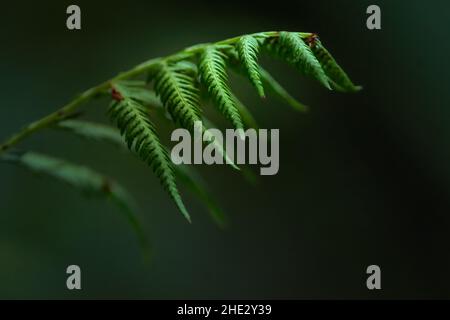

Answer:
[236,35,265,98]
[0,151,148,252]
[108,87,190,222]
[199,46,244,132]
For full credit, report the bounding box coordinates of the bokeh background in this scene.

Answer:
[1,0,449,299]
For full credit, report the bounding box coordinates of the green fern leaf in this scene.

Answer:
[57,119,124,148]
[199,46,244,132]
[265,32,331,89]
[153,62,202,131]
[0,151,148,252]
[311,41,362,92]
[226,44,307,112]
[259,67,309,112]
[55,119,232,226]
[108,87,190,222]
[152,64,239,170]
[236,36,265,98]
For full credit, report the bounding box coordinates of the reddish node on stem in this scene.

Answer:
[306,33,319,48]
[111,87,124,101]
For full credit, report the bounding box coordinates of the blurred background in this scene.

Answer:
[0,0,449,299]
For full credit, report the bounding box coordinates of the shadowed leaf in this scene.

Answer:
[0,151,149,256]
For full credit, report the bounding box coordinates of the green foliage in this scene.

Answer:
[111,80,160,104]
[152,62,239,169]
[266,32,331,89]
[236,35,265,98]
[226,48,308,113]
[0,31,360,245]
[55,119,229,227]
[109,84,190,222]
[199,46,245,131]
[0,151,148,252]
[153,62,202,131]
[232,94,259,129]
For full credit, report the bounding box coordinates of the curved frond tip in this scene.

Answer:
[311,40,362,92]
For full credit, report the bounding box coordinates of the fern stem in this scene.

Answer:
[0,31,313,155]
[0,87,101,154]
[0,58,161,154]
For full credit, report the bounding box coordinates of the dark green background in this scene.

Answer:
[1,0,449,298]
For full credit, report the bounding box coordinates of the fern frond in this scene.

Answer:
[152,71,237,169]
[311,40,362,92]
[153,62,202,131]
[152,63,242,169]
[265,32,330,89]
[259,67,309,112]
[56,119,231,226]
[0,30,361,230]
[199,46,244,132]
[236,36,265,98]
[108,87,190,222]
[0,151,148,252]
[226,47,308,113]
[57,119,124,148]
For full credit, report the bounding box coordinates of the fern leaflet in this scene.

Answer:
[236,35,265,98]
[153,62,202,131]
[265,32,331,89]
[109,85,190,221]
[199,46,244,133]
